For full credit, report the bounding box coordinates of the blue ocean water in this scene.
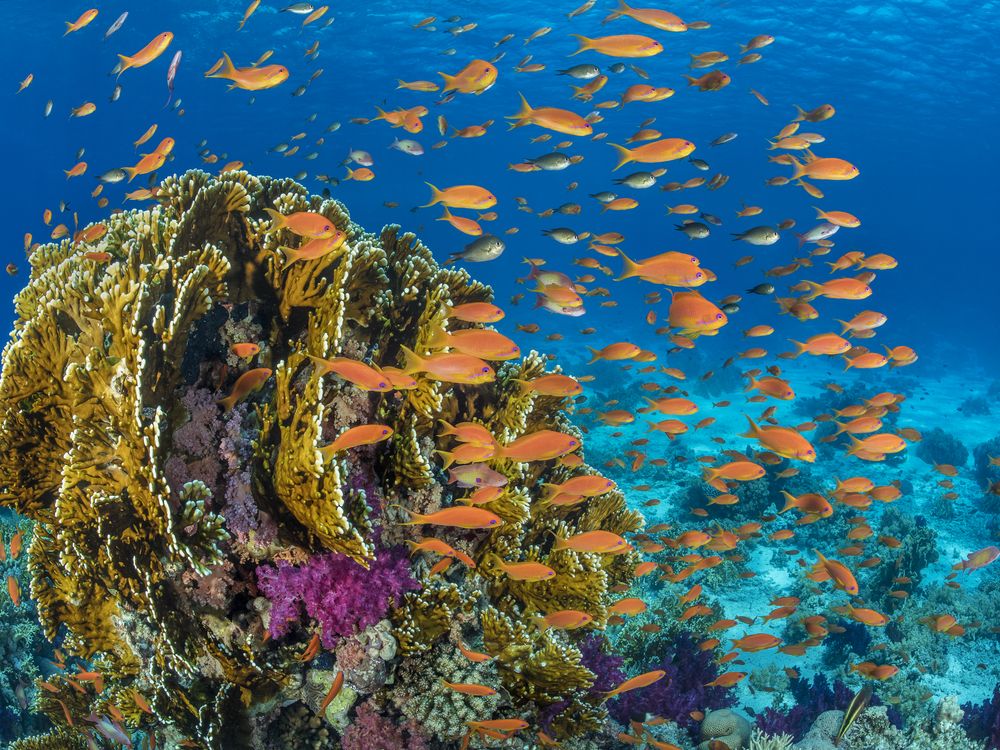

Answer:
[1,0,1000,747]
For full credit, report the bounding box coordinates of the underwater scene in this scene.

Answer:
[0,0,999,748]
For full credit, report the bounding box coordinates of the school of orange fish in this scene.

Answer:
[8,1,1000,747]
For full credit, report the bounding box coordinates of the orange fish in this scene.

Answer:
[609,139,695,170]
[6,575,20,607]
[604,1,686,31]
[443,680,498,696]
[65,8,99,35]
[809,549,859,595]
[571,33,663,57]
[205,52,288,90]
[731,634,781,652]
[307,355,392,391]
[534,610,594,630]
[604,670,666,699]
[507,94,593,136]
[117,32,174,76]
[439,59,498,95]
[401,346,494,385]
[320,424,393,458]
[399,506,502,529]
[319,672,344,712]
[554,530,629,553]
[218,368,272,411]
[742,416,815,462]
[499,561,557,581]
[422,183,497,210]
[706,672,746,688]
[499,430,580,461]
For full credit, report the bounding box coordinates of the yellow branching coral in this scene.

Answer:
[0,169,645,747]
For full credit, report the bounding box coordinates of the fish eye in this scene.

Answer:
[716,313,723,319]
[696,272,703,278]
[481,367,490,373]
[379,382,387,388]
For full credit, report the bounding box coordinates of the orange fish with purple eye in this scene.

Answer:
[397,505,502,530]
[230,342,260,359]
[533,610,593,631]
[498,561,556,581]
[442,680,497,696]
[705,671,746,687]
[809,549,859,595]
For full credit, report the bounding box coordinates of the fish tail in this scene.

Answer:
[842,355,854,371]
[833,421,847,436]
[586,346,601,364]
[122,166,137,183]
[569,34,592,55]
[743,375,757,392]
[277,245,301,265]
[603,0,631,23]
[216,395,236,412]
[834,319,850,334]
[399,345,424,375]
[789,155,806,180]
[795,232,807,248]
[434,450,456,469]
[845,435,863,454]
[800,280,823,301]
[702,466,719,483]
[788,339,805,358]
[740,414,761,439]
[608,143,633,171]
[390,503,424,525]
[373,106,388,121]
[438,71,457,93]
[116,54,133,78]
[344,166,355,180]
[507,93,534,127]
[436,206,453,221]
[793,104,807,122]
[263,207,286,231]
[424,323,450,349]
[64,22,75,35]
[779,491,798,514]
[207,51,237,80]
[420,181,443,208]
[813,205,827,220]
[683,75,699,87]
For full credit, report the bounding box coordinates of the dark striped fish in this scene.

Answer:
[835,683,873,746]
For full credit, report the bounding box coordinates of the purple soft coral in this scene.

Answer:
[608,633,734,730]
[963,684,1000,750]
[256,548,418,649]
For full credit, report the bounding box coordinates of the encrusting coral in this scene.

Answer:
[0,169,645,748]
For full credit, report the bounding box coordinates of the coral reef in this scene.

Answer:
[0,170,644,747]
[915,427,969,468]
[699,708,752,750]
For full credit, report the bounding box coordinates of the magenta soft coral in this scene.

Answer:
[255,548,418,649]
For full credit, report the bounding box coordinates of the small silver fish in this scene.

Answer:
[689,158,710,171]
[732,226,780,245]
[676,221,710,239]
[527,153,571,170]
[98,168,127,184]
[306,112,317,122]
[104,11,128,41]
[326,122,341,132]
[557,64,600,80]
[542,227,582,244]
[711,132,738,146]
[614,171,657,189]
[700,212,723,226]
[43,100,53,117]
[609,63,626,74]
[348,149,373,166]
[446,234,505,265]
[292,85,308,97]
[390,138,424,156]
[589,191,617,203]
[281,3,314,13]
[109,85,122,102]
[76,147,85,160]
[795,222,838,246]
[164,50,182,108]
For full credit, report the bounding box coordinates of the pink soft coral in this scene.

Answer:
[340,699,429,750]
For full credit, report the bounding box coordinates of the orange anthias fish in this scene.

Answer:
[117,32,174,76]
[809,549,860,595]
[609,139,696,170]
[217,368,272,411]
[421,183,497,210]
[307,355,392,391]
[534,610,594,630]
[742,416,816,462]
[320,424,393,458]
[65,9,99,35]
[554,530,629,553]
[498,430,581,461]
[507,94,593,136]
[604,0,686,31]
[571,33,663,57]
[498,561,557,581]
[604,670,666,699]
[731,634,782,652]
[205,52,289,90]
[439,59,498,95]
[953,546,1000,573]
[399,506,502,529]
[442,680,498,696]
[400,346,495,385]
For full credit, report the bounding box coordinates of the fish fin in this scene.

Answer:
[789,155,806,179]
[792,104,807,122]
[842,355,854,371]
[507,93,533,127]
[438,71,457,93]
[216,395,235,412]
[739,414,761,439]
[399,345,424,375]
[800,280,823,301]
[434,450,456,469]
[779,491,798,514]
[277,246,301,265]
[788,340,805,358]
[420,181,443,208]
[683,75,699,86]
[263,208,286,231]
[607,143,633,171]
[208,52,237,80]
[115,54,132,79]
[122,166,137,183]
[569,34,592,55]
